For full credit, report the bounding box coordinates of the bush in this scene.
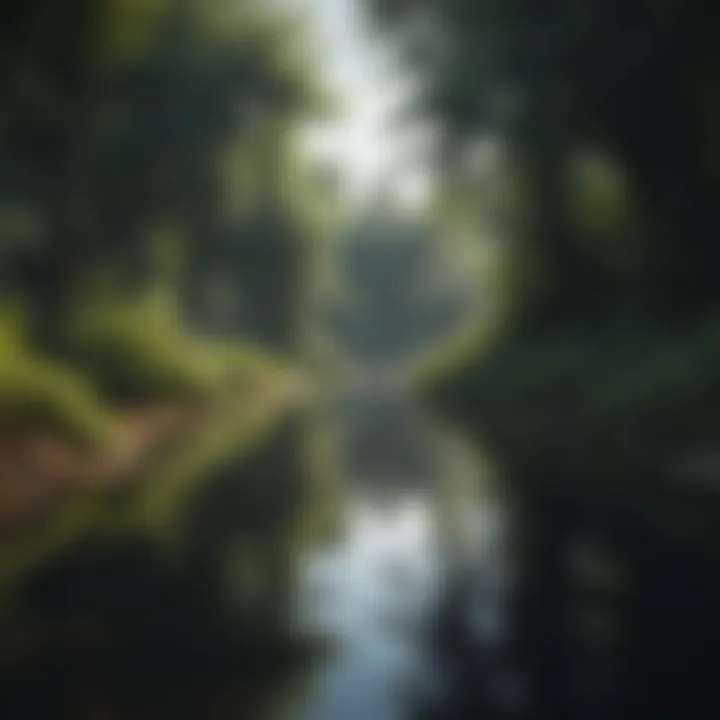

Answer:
[66,290,277,402]
[0,308,109,445]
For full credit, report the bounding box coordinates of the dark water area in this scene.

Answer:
[5,369,720,720]
[0,369,517,720]
[296,370,720,720]
[0,415,318,720]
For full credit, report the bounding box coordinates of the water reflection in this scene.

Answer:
[1,368,512,720]
[292,370,513,720]
[296,497,444,720]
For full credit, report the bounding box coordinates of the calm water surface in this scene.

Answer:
[288,375,517,720]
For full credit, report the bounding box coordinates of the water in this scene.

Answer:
[0,369,517,720]
[289,372,516,720]
[296,495,445,720]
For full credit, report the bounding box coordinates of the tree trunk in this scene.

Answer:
[35,124,94,350]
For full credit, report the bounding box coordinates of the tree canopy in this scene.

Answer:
[0,0,324,353]
[371,0,720,331]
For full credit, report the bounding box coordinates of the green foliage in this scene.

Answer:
[588,319,720,422]
[66,290,275,401]
[373,0,720,326]
[0,358,109,446]
[372,0,720,491]
[0,0,320,483]
[0,0,323,355]
[0,309,109,445]
[425,314,720,456]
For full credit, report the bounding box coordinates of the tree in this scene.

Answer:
[0,0,323,353]
[371,0,720,331]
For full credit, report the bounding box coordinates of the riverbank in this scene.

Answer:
[0,356,310,633]
[0,362,326,720]
[415,323,720,719]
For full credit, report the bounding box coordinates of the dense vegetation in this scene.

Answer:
[0,4,326,716]
[0,0,323,439]
[372,0,720,479]
[371,2,720,718]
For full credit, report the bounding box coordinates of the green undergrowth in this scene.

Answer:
[0,307,110,446]
[0,291,283,446]
[421,314,720,445]
[0,291,301,600]
[418,315,720,563]
[65,290,279,403]
[0,375,296,596]
[0,293,303,580]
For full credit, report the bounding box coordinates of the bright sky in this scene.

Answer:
[302,0,436,211]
